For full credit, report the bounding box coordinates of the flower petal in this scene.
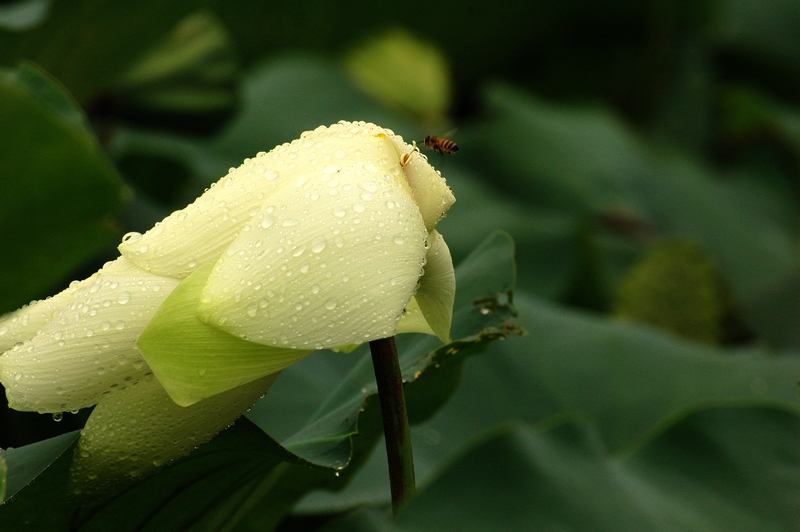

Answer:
[394,231,455,342]
[394,295,436,337]
[198,133,429,350]
[0,277,95,353]
[0,258,179,413]
[116,121,437,280]
[69,372,278,500]
[137,263,313,406]
[396,145,456,232]
[414,230,455,342]
[117,156,286,279]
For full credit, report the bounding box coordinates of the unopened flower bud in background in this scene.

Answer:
[0,121,456,494]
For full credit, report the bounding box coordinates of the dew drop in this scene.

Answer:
[261,215,276,229]
[393,235,405,245]
[122,232,142,244]
[282,218,299,227]
[359,181,378,193]
[323,164,340,174]
[325,299,338,310]
[311,236,326,253]
[117,292,131,304]
[353,204,366,213]
[334,237,344,248]
[52,412,63,422]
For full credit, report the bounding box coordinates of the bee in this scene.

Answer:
[423,135,459,157]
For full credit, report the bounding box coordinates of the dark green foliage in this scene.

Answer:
[2,1,800,529]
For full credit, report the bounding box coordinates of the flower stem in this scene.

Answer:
[369,336,416,516]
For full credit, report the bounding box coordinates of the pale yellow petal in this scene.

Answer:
[414,230,455,343]
[198,132,429,349]
[389,141,455,232]
[0,277,93,353]
[116,121,441,280]
[0,258,179,413]
[394,296,436,337]
[69,372,278,500]
[394,231,455,342]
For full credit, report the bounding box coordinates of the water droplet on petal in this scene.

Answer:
[325,299,338,310]
[311,236,326,253]
[359,181,378,193]
[393,235,405,245]
[261,215,276,229]
[117,292,131,304]
[122,232,142,244]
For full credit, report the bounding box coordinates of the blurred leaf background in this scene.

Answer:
[2,0,800,529]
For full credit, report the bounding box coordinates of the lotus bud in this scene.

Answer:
[0,121,456,491]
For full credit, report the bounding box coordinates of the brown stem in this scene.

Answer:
[369,336,416,516]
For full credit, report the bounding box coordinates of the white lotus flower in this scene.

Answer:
[0,121,455,494]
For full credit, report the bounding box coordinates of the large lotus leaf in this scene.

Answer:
[297,290,800,511]
[711,0,800,80]
[112,10,239,126]
[0,430,78,504]
[0,1,207,103]
[0,63,129,312]
[467,83,800,347]
[436,165,582,299]
[324,408,800,531]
